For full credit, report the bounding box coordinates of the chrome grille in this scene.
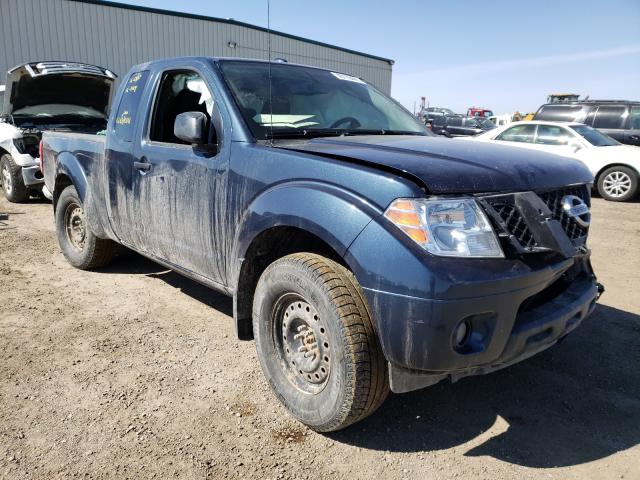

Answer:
[538,185,590,241]
[483,185,590,252]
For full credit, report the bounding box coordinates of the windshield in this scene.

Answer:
[468,118,495,129]
[219,61,427,138]
[570,124,619,146]
[12,104,107,120]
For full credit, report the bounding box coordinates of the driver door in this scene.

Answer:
[129,68,227,284]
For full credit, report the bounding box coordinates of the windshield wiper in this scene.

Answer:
[265,128,425,139]
[264,129,345,139]
[342,129,425,136]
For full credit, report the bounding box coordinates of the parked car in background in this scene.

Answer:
[534,100,640,146]
[420,106,455,123]
[0,61,116,202]
[432,114,496,137]
[466,121,640,201]
[467,107,493,118]
[42,56,600,431]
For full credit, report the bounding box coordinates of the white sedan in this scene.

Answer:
[463,121,640,201]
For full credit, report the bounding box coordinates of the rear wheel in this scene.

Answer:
[252,253,389,432]
[0,154,30,202]
[597,166,638,202]
[55,185,116,269]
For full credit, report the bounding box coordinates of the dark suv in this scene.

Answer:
[432,114,496,137]
[534,100,640,146]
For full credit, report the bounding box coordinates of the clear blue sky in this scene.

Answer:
[121,0,640,114]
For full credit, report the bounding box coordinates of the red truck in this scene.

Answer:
[467,107,493,118]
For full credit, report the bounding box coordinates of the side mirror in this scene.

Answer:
[174,111,208,145]
[568,140,583,152]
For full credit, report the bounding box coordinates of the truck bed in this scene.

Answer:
[41,131,110,237]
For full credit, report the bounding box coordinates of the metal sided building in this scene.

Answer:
[0,0,394,93]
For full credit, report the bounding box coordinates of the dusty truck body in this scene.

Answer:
[0,61,115,202]
[42,57,601,432]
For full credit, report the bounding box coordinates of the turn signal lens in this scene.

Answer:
[384,209,422,227]
[384,198,504,258]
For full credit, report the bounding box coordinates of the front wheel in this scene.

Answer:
[0,154,30,202]
[252,253,389,432]
[597,166,638,202]
[55,185,116,269]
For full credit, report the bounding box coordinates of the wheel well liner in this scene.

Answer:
[53,173,73,212]
[233,226,347,340]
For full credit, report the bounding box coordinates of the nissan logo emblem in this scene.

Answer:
[561,195,591,228]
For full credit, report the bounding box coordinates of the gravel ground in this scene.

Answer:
[0,194,639,480]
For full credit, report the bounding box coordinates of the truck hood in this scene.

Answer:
[2,62,116,127]
[276,135,594,194]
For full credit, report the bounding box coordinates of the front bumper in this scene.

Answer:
[21,164,44,187]
[387,275,599,393]
[345,211,601,394]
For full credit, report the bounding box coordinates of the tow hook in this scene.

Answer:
[596,282,605,300]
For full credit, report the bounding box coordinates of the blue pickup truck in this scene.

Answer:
[42,57,601,432]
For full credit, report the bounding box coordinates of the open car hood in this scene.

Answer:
[2,61,117,125]
[276,135,594,194]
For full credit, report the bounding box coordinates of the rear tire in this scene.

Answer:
[55,185,116,269]
[252,253,389,432]
[0,154,30,203]
[597,166,638,202]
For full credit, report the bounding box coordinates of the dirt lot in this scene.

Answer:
[1,194,639,480]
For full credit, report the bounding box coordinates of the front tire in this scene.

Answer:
[55,185,116,269]
[253,253,389,432]
[0,154,30,202]
[597,166,638,202]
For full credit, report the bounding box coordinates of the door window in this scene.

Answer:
[447,117,463,127]
[114,70,149,141]
[535,125,570,145]
[495,124,536,143]
[628,106,640,130]
[149,70,214,144]
[592,106,626,129]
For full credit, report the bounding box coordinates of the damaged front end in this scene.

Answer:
[0,62,116,190]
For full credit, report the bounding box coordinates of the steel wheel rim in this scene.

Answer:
[1,164,12,195]
[64,202,87,250]
[603,171,632,198]
[272,294,331,395]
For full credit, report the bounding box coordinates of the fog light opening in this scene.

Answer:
[454,320,471,347]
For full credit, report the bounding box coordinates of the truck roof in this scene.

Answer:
[128,56,364,80]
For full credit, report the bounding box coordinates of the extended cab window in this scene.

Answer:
[114,71,149,141]
[149,70,213,144]
[496,124,536,143]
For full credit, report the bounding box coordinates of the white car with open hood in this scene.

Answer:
[463,120,640,201]
[0,61,116,202]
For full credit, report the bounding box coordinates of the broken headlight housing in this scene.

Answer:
[384,198,503,258]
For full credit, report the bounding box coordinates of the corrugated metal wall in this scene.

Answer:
[0,0,393,93]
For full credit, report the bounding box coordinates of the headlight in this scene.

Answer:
[384,198,504,258]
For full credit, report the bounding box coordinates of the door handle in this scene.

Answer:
[134,158,152,171]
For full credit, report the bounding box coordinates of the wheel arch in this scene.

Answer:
[595,162,640,184]
[53,152,88,210]
[233,225,353,340]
